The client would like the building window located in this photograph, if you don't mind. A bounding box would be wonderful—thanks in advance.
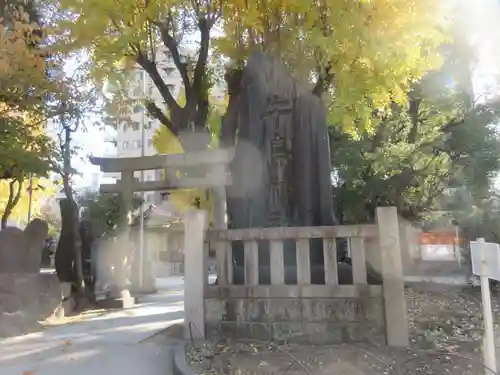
[163,67,175,76]
[132,140,142,149]
[132,86,143,97]
[167,84,175,92]
[148,138,153,147]
[122,141,129,149]
[133,105,142,113]
[131,121,140,131]
[148,85,154,95]
[134,70,143,82]
[145,120,153,129]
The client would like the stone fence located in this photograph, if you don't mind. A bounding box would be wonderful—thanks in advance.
[183,206,409,348]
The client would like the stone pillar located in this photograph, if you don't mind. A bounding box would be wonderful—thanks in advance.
[183,208,208,340]
[118,172,137,302]
[376,206,409,347]
[142,230,157,293]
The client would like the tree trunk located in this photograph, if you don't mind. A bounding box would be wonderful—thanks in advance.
[55,198,76,282]
[1,179,23,229]
[57,125,87,309]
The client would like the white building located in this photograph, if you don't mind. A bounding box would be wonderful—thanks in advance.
[54,172,101,202]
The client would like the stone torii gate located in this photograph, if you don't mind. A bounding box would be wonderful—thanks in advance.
[90,149,232,320]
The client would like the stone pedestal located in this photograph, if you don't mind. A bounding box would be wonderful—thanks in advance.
[96,289,135,309]
[0,273,62,337]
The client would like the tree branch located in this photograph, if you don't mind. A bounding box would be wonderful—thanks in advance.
[1,179,23,229]
[157,23,191,91]
[407,95,422,143]
[135,48,181,116]
[145,101,178,135]
[192,18,210,97]
[11,179,23,209]
[312,63,334,97]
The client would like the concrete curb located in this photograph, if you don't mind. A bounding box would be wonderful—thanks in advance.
[174,342,198,375]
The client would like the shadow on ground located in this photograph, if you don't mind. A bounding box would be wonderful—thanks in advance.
[0,281,185,375]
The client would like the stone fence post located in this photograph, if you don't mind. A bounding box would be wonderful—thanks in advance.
[184,208,208,340]
[376,206,409,347]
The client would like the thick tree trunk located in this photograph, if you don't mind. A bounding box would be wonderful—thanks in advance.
[55,198,76,282]
[56,125,88,309]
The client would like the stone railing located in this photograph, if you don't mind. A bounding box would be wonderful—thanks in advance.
[183,207,409,347]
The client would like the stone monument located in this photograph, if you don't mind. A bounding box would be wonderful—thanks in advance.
[93,232,135,308]
[0,220,61,337]
[221,52,336,284]
[221,52,381,284]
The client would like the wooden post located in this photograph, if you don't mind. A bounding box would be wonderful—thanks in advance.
[184,208,208,340]
[376,206,409,347]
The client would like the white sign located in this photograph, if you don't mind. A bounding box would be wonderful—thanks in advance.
[471,241,500,281]
[470,239,499,375]
[421,244,456,261]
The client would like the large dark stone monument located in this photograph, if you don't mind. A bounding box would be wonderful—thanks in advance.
[0,218,48,273]
[221,52,338,284]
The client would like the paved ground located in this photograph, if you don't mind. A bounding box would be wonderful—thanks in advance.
[0,277,185,375]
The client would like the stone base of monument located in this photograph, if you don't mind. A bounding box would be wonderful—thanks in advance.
[0,273,62,337]
[95,289,135,309]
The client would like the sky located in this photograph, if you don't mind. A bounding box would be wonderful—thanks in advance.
[71,0,500,188]
[465,0,500,98]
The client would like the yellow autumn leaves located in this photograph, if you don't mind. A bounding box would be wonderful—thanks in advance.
[0,8,48,108]
[50,0,450,219]
[56,0,447,132]
[216,0,446,131]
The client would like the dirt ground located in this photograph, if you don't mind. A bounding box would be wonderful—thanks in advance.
[187,284,500,375]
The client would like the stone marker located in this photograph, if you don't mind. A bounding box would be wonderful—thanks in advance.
[23,218,49,273]
[0,227,28,273]
[0,219,47,274]
[221,52,345,284]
